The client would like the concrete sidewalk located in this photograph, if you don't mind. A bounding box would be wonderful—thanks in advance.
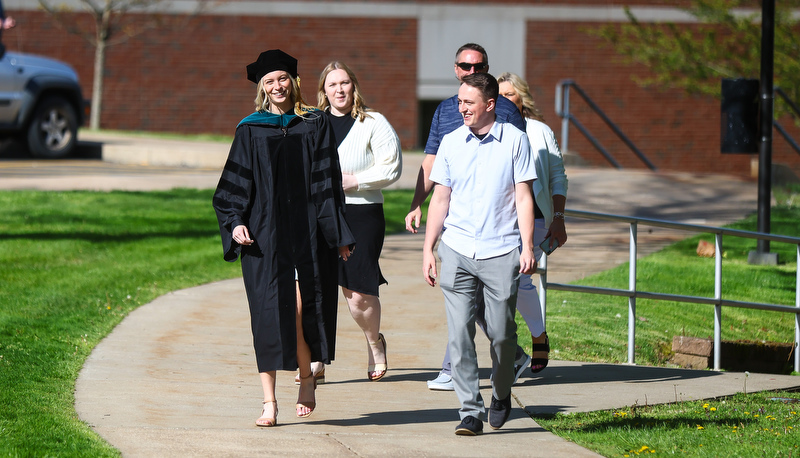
[5,131,799,456]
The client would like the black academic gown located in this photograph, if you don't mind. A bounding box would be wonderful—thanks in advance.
[213,109,355,373]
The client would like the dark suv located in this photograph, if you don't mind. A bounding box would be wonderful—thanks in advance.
[0,51,86,158]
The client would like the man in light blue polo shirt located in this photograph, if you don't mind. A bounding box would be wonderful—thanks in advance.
[406,42,532,392]
[422,73,537,436]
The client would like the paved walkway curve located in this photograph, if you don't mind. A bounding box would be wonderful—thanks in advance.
[70,162,800,457]
[75,233,606,457]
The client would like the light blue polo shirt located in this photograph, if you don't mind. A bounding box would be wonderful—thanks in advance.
[430,121,536,260]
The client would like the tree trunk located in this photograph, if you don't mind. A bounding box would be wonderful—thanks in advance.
[90,37,105,130]
[89,7,111,131]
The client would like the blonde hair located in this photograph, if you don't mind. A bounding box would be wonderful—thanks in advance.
[317,61,372,121]
[254,72,314,116]
[497,72,545,123]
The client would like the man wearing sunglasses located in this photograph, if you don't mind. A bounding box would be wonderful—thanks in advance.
[405,43,531,392]
[406,42,525,234]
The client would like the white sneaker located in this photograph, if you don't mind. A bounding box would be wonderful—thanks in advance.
[427,372,454,391]
[489,352,532,386]
[514,353,532,384]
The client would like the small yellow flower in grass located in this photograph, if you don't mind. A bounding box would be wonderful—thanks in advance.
[702,403,710,409]
[709,407,717,412]
[697,425,705,430]
[639,446,650,452]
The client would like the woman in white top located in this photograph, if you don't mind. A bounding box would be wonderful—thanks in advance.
[497,72,568,373]
[317,61,402,381]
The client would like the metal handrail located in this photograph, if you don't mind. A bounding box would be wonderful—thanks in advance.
[773,122,800,155]
[538,209,800,373]
[775,87,800,119]
[774,87,800,155]
[555,79,657,171]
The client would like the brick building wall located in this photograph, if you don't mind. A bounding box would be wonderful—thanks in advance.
[14,11,416,145]
[217,0,694,5]
[6,2,798,178]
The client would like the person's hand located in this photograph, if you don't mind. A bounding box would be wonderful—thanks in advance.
[341,174,358,192]
[519,247,537,275]
[422,250,438,286]
[546,218,568,249]
[232,225,254,245]
[405,207,422,233]
[339,245,353,261]
[2,17,15,30]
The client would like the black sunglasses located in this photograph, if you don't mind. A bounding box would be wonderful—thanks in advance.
[456,62,488,71]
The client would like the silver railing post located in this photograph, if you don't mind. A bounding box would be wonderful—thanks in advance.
[555,80,571,157]
[795,244,799,373]
[713,234,723,371]
[628,222,637,364]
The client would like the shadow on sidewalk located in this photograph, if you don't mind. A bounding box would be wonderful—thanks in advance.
[519,364,720,388]
[0,138,102,160]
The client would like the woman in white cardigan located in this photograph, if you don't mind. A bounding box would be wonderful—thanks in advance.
[315,61,402,382]
[498,72,568,374]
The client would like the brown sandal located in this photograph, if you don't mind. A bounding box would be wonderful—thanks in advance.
[255,400,277,427]
[296,374,316,418]
[367,333,388,381]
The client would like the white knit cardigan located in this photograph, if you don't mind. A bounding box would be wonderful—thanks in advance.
[337,111,403,205]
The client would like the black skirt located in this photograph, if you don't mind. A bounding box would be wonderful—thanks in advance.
[338,203,387,296]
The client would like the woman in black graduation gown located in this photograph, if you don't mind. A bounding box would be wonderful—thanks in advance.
[213,49,355,426]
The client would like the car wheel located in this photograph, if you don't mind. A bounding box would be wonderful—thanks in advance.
[26,96,78,158]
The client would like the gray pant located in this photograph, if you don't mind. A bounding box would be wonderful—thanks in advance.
[439,218,549,375]
[438,242,520,421]
[439,290,527,376]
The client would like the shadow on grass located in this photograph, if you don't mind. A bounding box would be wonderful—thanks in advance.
[0,228,218,242]
[538,415,757,432]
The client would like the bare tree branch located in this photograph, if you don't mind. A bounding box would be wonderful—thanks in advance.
[37,0,224,129]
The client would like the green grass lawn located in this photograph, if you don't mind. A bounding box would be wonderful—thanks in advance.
[535,391,800,457]
[0,189,242,456]
[0,187,797,457]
